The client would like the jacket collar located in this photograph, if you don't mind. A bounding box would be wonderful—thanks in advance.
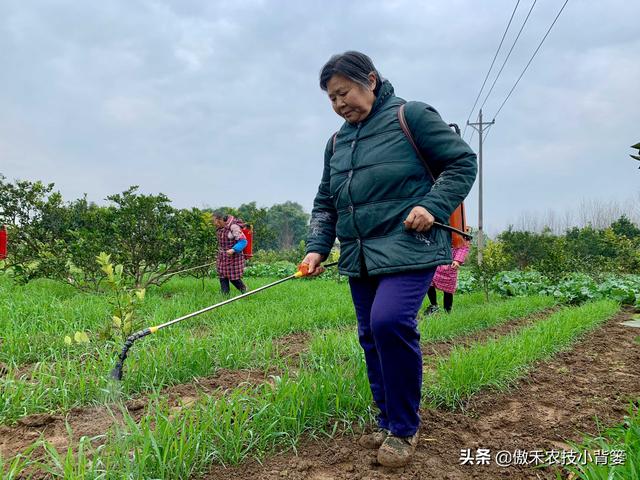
[368,79,395,118]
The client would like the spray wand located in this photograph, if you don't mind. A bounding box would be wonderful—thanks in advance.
[110,261,337,381]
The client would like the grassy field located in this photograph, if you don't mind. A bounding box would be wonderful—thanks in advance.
[0,274,627,479]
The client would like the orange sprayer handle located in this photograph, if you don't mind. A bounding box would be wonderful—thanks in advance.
[295,260,338,278]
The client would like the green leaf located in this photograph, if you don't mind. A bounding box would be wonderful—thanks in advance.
[105,264,114,277]
[96,252,111,267]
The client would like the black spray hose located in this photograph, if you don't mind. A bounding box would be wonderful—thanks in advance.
[111,328,155,381]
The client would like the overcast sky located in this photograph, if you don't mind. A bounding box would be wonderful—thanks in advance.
[1,0,639,235]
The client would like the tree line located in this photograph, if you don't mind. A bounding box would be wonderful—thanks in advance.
[1,174,637,290]
[0,175,309,288]
[471,216,640,281]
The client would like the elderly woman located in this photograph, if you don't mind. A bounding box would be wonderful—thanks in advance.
[301,51,477,467]
[213,212,248,296]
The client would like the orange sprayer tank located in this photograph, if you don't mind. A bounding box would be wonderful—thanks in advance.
[241,224,253,258]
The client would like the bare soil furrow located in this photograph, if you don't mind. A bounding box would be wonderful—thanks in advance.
[0,368,271,460]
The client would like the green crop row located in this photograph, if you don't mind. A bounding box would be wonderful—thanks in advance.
[0,275,349,365]
[420,294,556,341]
[426,300,619,409]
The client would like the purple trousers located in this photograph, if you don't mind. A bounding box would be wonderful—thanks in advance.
[349,268,435,437]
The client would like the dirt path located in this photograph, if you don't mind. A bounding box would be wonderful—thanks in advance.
[204,308,640,480]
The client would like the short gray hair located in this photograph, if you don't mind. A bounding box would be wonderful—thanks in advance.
[319,51,382,93]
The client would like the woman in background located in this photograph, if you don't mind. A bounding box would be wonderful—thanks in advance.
[213,212,247,296]
[425,226,471,315]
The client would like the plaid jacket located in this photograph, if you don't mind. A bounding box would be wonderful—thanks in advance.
[216,216,246,280]
[431,245,469,294]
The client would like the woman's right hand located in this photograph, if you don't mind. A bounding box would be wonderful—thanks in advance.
[299,252,326,276]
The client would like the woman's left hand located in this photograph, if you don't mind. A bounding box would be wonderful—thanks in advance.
[451,261,460,270]
[403,206,435,232]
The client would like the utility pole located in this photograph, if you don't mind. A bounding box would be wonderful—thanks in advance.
[467,109,495,265]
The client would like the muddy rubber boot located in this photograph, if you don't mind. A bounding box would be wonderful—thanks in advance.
[358,428,389,449]
[377,432,419,467]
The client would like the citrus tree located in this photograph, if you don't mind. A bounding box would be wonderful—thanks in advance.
[0,177,217,289]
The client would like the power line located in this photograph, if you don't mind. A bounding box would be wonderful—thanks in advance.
[469,121,495,146]
[476,0,538,115]
[462,0,521,140]
[490,0,571,121]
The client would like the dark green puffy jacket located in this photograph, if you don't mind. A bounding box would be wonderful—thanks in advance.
[306,79,477,277]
